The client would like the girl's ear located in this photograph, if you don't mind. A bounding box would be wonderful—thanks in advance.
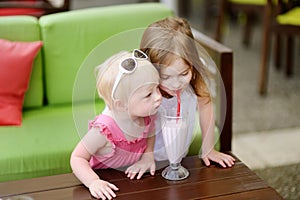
[112,99,127,112]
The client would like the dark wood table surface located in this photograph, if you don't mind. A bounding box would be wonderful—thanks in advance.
[0,155,284,200]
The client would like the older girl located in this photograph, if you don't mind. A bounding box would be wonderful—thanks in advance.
[140,17,235,168]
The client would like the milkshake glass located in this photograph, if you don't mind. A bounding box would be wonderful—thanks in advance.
[161,111,189,180]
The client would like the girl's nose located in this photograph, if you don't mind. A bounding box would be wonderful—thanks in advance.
[154,88,162,102]
[170,78,181,90]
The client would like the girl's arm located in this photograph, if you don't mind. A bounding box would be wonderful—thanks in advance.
[70,128,119,199]
[125,132,156,179]
[197,97,235,168]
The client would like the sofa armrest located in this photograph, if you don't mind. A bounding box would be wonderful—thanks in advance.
[192,28,233,152]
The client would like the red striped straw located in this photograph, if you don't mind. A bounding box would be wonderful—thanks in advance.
[176,90,181,118]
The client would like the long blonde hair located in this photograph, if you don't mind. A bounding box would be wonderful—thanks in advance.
[140,17,211,101]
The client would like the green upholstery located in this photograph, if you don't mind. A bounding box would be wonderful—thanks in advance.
[0,103,105,182]
[277,7,300,25]
[39,3,173,105]
[229,0,266,5]
[229,0,283,5]
[0,16,43,108]
[188,116,221,156]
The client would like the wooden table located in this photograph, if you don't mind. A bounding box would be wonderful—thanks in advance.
[0,155,283,199]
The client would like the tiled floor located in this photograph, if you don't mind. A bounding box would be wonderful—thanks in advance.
[254,163,300,199]
[233,127,300,170]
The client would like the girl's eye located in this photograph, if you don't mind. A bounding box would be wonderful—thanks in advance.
[160,75,169,80]
[181,71,189,76]
[145,92,152,98]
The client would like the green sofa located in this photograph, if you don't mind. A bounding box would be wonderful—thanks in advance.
[0,2,233,183]
[0,3,174,182]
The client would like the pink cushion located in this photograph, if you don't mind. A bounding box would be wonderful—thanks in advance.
[0,39,42,126]
[0,1,44,17]
[0,8,45,17]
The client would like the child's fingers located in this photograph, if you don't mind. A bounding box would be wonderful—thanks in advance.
[95,190,107,200]
[202,157,210,166]
[150,163,156,175]
[217,160,227,168]
[90,190,101,199]
[102,190,113,200]
[108,183,119,191]
[137,168,146,179]
[221,154,235,167]
[90,181,118,200]
[225,157,235,167]
[126,168,138,179]
[129,171,138,179]
[125,167,130,174]
[103,187,117,199]
[125,165,134,174]
[230,155,236,162]
[125,167,135,175]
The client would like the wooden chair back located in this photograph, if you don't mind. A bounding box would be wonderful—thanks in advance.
[192,28,233,152]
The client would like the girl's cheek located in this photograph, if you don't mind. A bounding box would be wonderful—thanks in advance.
[160,80,170,89]
[159,84,170,92]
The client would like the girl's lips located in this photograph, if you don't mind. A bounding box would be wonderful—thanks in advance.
[160,87,181,96]
[159,85,173,95]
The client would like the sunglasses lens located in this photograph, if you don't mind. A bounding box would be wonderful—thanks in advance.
[133,50,147,59]
[121,58,136,71]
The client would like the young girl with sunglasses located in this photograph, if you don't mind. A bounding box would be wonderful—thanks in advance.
[140,17,235,168]
[70,50,162,199]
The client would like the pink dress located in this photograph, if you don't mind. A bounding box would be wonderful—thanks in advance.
[88,114,154,169]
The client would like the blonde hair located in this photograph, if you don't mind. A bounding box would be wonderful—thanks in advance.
[95,51,159,109]
[140,17,211,102]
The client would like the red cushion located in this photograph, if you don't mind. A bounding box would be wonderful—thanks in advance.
[0,8,45,17]
[0,39,42,126]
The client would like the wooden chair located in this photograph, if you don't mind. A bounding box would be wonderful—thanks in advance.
[215,0,266,46]
[192,28,233,152]
[0,0,70,18]
[259,0,300,95]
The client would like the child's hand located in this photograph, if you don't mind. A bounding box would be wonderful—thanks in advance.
[89,179,119,200]
[125,153,156,180]
[201,149,235,168]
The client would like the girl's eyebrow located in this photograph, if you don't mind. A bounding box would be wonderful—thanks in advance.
[179,68,189,74]
[173,67,189,75]
[160,66,189,76]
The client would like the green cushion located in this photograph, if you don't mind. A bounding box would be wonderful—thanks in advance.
[0,16,43,108]
[0,101,105,182]
[229,0,266,5]
[229,0,287,5]
[188,120,221,156]
[277,7,300,26]
[39,3,173,105]
[0,98,218,181]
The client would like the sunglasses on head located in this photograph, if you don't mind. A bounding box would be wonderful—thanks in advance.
[111,49,148,100]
